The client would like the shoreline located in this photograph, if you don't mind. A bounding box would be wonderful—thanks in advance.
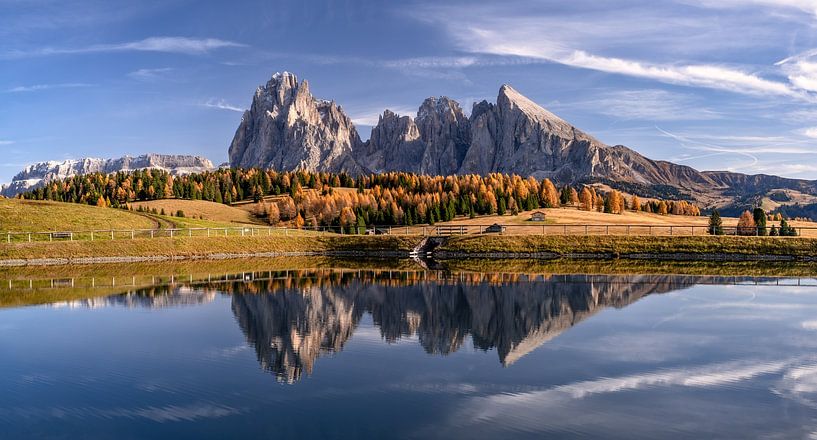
[0,234,815,266]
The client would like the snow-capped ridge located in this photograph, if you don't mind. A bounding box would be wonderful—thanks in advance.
[1,154,214,197]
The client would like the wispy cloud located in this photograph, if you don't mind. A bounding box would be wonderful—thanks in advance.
[474,39,802,99]
[201,98,244,113]
[455,358,794,426]
[0,140,14,145]
[689,0,817,17]
[411,4,812,100]
[3,36,245,59]
[563,89,722,121]
[6,83,92,93]
[127,67,174,81]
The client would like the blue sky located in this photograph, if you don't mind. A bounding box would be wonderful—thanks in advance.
[3,0,817,183]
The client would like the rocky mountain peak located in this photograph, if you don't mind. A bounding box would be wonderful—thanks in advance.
[227,72,817,206]
[498,84,567,125]
[229,72,365,174]
[417,96,464,121]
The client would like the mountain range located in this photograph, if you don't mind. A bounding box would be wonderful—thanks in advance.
[229,72,817,207]
[0,154,214,197]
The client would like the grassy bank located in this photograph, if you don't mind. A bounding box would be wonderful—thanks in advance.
[438,235,817,258]
[0,257,421,307]
[0,235,421,264]
[447,258,817,277]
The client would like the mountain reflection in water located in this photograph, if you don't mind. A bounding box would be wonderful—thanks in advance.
[43,269,741,383]
[229,273,706,383]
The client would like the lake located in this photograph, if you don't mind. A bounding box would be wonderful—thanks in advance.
[2,263,817,439]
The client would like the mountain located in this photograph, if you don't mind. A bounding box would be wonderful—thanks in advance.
[1,154,215,197]
[228,72,817,206]
[228,71,365,175]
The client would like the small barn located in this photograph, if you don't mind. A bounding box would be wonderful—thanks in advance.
[530,211,547,222]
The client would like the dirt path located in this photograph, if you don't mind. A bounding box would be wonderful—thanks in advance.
[134,213,177,229]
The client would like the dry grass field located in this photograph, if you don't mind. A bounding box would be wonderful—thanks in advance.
[433,208,817,237]
[0,199,155,232]
[131,199,262,225]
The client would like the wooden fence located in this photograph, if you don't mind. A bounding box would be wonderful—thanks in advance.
[2,223,816,244]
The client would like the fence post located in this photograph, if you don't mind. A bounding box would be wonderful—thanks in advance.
[131,230,134,240]
[584,225,588,235]
[542,225,545,235]
[606,225,609,235]
[28,233,31,243]
[189,229,192,237]
[91,231,94,241]
[111,230,114,240]
[285,228,288,236]
[70,232,73,241]
[151,230,154,239]
[170,230,174,238]
[670,226,673,236]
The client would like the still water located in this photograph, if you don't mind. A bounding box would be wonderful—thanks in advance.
[2,267,817,439]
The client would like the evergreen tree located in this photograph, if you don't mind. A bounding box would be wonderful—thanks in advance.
[708,210,724,235]
[753,208,767,236]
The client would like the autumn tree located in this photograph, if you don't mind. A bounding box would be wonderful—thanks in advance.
[579,187,593,211]
[541,179,559,208]
[736,210,757,236]
[266,203,280,225]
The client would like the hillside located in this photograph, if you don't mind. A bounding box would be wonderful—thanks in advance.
[131,199,262,225]
[0,199,155,232]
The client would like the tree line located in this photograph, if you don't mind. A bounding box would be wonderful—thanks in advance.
[19,168,701,229]
[708,208,798,236]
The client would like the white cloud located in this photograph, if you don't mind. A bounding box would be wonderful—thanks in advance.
[6,83,92,93]
[565,89,721,121]
[456,359,793,426]
[803,127,817,138]
[412,5,812,100]
[4,36,245,58]
[201,98,244,113]
[0,140,14,145]
[127,67,174,81]
[690,0,817,17]
[478,38,802,98]
[802,320,817,330]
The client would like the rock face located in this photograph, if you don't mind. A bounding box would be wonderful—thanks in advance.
[228,72,365,174]
[228,72,817,203]
[1,154,214,197]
